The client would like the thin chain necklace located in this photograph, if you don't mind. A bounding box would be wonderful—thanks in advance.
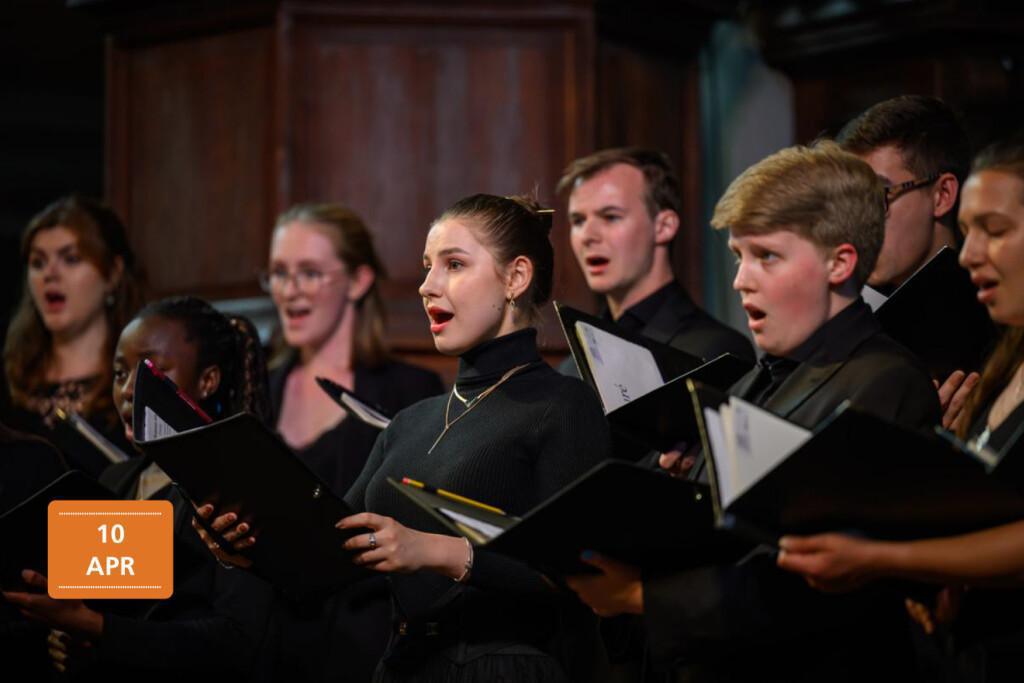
[427,363,531,454]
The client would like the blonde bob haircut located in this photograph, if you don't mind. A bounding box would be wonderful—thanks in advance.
[710,141,885,289]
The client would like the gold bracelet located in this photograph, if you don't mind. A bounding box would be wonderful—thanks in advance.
[454,537,473,583]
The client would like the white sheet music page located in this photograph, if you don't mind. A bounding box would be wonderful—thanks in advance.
[574,321,664,413]
[438,508,504,541]
[340,393,391,430]
[702,406,736,509]
[861,285,889,312]
[725,397,811,507]
[143,406,178,441]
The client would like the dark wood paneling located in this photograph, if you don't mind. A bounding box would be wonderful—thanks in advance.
[108,28,276,299]
[791,52,1024,150]
[753,1,1024,149]
[101,0,710,355]
[285,7,594,351]
[595,42,703,300]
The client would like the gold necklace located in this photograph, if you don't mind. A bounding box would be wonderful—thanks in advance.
[427,363,531,454]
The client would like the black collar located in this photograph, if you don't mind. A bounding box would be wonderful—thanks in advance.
[760,298,879,367]
[456,328,542,389]
[602,282,676,331]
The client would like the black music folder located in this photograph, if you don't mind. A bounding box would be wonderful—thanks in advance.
[390,460,743,576]
[315,377,392,430]
[690,380,1024,546]
[137,413,367,595]
[132,358,211,439]
[555,302,752,453]
[0,471,115,589]
[54,408,131,465]
[864,246,997,379]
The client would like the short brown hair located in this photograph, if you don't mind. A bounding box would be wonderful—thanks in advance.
[556,147,683,220]
[838,95,971,232]
[710,141,885,289]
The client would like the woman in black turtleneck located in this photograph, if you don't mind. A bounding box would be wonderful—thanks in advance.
[334,194,612,682]
[202,193,612,681]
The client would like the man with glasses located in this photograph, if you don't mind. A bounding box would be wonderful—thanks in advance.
[838,95,976,427]
[837,95,970,293]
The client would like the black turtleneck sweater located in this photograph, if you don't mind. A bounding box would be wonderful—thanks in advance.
[344,329,611,657]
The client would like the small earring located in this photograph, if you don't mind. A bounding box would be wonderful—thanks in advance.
[507,295,516,309]
[104,293,115,307]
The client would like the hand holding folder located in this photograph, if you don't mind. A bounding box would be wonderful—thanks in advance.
[137,413,369,596]
[389,461,746,577]
[132,360,370,596]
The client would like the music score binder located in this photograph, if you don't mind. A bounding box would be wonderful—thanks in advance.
[864,246,997,378]
[132,358,211,439]
[137,412,366,595]
[54,408,131,465]
[0,471,115,589]
[315,377,392,430]
[689,380,1024,545]
[554,302,753,453]
[390,460,743,576]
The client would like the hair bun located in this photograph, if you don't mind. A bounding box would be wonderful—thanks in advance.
[504,194,555,234]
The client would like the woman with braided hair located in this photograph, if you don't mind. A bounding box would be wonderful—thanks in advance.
[3,296,276,682]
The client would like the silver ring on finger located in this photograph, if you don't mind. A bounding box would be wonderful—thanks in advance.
[368,531,377,550]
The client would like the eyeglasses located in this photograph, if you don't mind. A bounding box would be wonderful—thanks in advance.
[882,174,940,213]
[258,266,345,295]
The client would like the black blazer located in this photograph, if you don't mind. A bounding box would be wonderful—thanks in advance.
[729,309,939,429]
[643,305,941,682]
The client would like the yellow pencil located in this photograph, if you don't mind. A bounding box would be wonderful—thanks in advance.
[401,477,507,515]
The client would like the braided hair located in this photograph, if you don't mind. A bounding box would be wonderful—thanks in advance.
[134,296,270,424]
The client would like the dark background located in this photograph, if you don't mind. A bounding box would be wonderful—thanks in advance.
[3,0,1024,380]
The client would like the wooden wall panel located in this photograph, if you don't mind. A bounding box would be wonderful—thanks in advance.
[791,52,1024,148]
[284,10,593,353]
[596,42,703,300]
[108,28,275,299]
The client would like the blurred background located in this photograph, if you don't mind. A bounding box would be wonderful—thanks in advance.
[3,0,1024,377]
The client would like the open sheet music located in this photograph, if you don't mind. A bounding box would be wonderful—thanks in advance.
[555,303,752,453]
[390,461,741,576]
[574,320,665,412]
[690,380,1024,544]
[315,377,392,430]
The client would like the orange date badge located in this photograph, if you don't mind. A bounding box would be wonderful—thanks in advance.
[48,500,173,599]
